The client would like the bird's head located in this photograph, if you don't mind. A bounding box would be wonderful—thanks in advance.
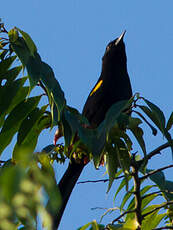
[102,31,126,63]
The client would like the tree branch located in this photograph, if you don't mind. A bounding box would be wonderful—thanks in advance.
[142,190,173,200]
[140,164,173,180]
[152,227,173,230]
[143,201,173,218]
[77,175,125,184]
[146,140,173,160]
[112,209,136,224]
[131,157,142,229]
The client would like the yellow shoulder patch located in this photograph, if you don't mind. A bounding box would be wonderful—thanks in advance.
[90,80,103,96]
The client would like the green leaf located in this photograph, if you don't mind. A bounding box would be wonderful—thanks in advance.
[8,28,19,43]
[105,144,119,193]
[106,224,123,230]
[64,109,106,166]
[142,194,158,210]
[78,222,92,230]
[162,180,173,201]
[11,37,41,88]
[26,52,42,88]
[113,175,132,203]
[142,204,161,216]
[0,65,22,82]
[103,100,130,132]
[116,140,131,174]
[0,50,8,60]
[78,220,101,230]
[0,96,41,155]
[0,166,25,202]
[42,144,56,153]
[11,37,31,67]
[0,55,16,76]
[141,211,166,230]
[141,99,166,134]
[122,218,139,230]
[166,112,173,131]
[38,153,55,177]
[125,185,155,221]
[78,125,106,167]
[128,117,146,156]
[16,27,37,56]
[145,169,166,190]
[40,62,66,121]
[120,186,134,211]
[0,78,28,125]
[13,105,50,161]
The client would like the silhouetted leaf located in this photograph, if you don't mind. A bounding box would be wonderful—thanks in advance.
[13,105,49,160]
[146,169,166,190]
[11,37,30,67]
[0,65,22,82]
[163,180,173,201]
[128,117,146,156]
[166,112,173,131]
[0,78,28,126]
[0,55,16,76]
[40,62,66,120]
[141,99,166,134]
[0,96,41,155]
[103,100,130,132]
[16,27,37,56]
[105,143,119,193]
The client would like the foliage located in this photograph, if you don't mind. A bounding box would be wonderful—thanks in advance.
[0,22,173,230]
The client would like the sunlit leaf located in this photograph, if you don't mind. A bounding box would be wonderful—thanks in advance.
[113,175,132,204]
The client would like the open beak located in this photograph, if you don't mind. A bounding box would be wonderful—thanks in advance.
[115,30,126,45]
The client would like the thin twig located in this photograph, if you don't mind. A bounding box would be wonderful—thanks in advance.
[38,80,49,97]
[146,140,173,160]
[77,175,125,184]
[132,110,157,136]
[153,227,173,230]
[143,201,173,218]
[142,190,173,200]
[100,207,119,223]
[112,209,136,224]
[140,164,173,180]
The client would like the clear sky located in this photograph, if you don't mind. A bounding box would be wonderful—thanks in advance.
[1,1,173,229]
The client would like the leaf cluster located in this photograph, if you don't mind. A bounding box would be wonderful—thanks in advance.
[1,24,173,229]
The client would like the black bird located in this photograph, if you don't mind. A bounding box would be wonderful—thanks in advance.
[55,31,132,229]
[82,31,132,127]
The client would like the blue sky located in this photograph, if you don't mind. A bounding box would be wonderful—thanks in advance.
[1,1,173,229]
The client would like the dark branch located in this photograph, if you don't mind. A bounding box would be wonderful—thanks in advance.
[112,209,136,224]
[152,227,173,230]
[140,164,173,180]
[131,157,142,229]
[143,201,173,218]
[146,140,173,160]
[77,175,125,184]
